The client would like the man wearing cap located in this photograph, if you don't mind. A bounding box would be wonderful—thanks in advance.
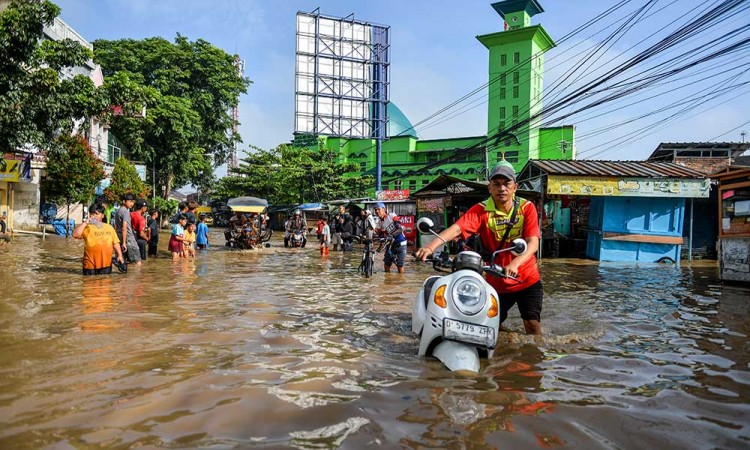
[131,198,150,261]
[415,162,543,335]
[114,193,141,266]
[373,201,407,273]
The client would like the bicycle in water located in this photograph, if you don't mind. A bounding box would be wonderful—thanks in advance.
[359,237,376,277]
[359,236,394,278]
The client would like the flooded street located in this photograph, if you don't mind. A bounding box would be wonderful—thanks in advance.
[1,231,749,449]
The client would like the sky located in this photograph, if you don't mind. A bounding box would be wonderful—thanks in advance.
[54,0,750,178]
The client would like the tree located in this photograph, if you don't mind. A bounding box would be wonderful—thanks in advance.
[40,134,106,236]
[0,0,105,151]
[93,35,250,198]
[151,197,178,227]
[214,144,373,205]
[104,157,150,202]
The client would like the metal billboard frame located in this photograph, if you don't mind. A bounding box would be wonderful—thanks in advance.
[295,10,390,189]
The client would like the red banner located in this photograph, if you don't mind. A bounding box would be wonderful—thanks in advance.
[400,215,416,246]
[377,189,410,201]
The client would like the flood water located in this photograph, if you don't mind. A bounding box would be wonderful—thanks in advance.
[1,230,748,449]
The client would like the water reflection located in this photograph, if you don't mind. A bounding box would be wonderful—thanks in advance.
[0,234,748,449]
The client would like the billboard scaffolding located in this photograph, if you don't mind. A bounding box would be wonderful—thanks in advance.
[295,10,390,188]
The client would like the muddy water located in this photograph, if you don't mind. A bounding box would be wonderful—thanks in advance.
[0,231,748,449]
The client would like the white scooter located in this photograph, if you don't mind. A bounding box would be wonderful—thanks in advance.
[412,217,527,373]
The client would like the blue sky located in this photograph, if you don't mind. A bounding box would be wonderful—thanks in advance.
[55,0,750,177]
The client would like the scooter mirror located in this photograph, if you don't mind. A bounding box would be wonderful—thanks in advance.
[416,217,435,234]
[510,238,527,256]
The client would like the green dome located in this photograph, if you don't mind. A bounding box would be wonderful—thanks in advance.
[387,102,418,138]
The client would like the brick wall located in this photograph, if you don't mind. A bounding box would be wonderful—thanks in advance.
[674,157,730,175]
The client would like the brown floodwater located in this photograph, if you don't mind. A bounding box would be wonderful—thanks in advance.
[0,230,748,449]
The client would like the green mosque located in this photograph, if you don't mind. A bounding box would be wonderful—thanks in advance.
[295,0,575,192]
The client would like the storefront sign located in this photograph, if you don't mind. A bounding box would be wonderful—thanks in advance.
[417,197,444,213]
[0,155,24,182]
[377,189,410,201]
[548,176,710,198]
[400,215,416,245]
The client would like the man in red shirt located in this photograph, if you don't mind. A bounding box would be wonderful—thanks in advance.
[416,162,543,334]
[130,198,150,261]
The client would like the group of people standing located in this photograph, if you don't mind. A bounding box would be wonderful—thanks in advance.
[71,160,544,334]
[73,195,209,273]
[315,202,408,273]
[168,203,210,260]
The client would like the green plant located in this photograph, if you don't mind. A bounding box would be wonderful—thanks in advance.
[40,134,106,236]
[104,157,150,202]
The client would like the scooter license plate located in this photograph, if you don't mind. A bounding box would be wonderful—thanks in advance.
[443,318,495,348]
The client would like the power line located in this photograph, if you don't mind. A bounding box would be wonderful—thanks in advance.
[383,0,750,183]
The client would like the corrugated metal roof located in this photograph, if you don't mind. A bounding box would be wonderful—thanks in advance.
[527,160,708,179]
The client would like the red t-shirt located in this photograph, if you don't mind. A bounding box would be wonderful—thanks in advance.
[456,196,540,294]
[130,212,146,240]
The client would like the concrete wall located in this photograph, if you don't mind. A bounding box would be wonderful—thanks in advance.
[12,172,41,230]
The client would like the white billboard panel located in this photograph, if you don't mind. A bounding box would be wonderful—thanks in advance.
[295,11,389,139]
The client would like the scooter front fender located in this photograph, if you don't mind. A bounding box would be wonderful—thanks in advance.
[433,340,480,373]
[412,288,427,334]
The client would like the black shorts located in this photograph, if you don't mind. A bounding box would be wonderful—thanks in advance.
[500,280,543,322]
[82,266,113,276]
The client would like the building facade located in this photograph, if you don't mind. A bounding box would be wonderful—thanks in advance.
[0,12,119,231]
[294,0,574,194]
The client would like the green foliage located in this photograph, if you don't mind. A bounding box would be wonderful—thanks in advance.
[93,35,250,197]
[0,0,103,151]
[41,134,105,206]
[152,197,178,218]
[104,157,150,202]
[214,144,373,205]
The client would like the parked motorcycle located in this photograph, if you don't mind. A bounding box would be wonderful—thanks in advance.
[412,217,527,373]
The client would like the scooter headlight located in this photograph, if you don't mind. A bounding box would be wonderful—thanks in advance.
[452,277,484,315]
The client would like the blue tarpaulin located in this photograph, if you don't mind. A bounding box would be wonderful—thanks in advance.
[52,219,75,236]
[297,203,327,211]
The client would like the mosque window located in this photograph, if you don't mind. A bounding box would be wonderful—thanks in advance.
[505,151,519,163]
[500,88,506,100]
[360,162,366,171]
[409,179,416,191]
[500,73,506,85]
[499,106,506,118]
[422,179,429,187]
[513,86,519,98]
[513,71,519,84]
[394,180,402,190]
[512,105,519,117]
[500,54,507,66]
[428,154,438,163]
[513,52,520,64]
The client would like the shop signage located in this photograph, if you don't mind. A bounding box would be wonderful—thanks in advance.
[377,189,410,201]
[400,215,416,245]
[417,197,444,213]
[0,154,25,182]
[547,176,710,198]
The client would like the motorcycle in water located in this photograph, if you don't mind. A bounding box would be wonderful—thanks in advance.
[225,220,272,250]
[287,229,306,248]
[412,217,527,373]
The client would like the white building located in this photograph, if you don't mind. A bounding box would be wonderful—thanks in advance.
[1,12,112,231]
